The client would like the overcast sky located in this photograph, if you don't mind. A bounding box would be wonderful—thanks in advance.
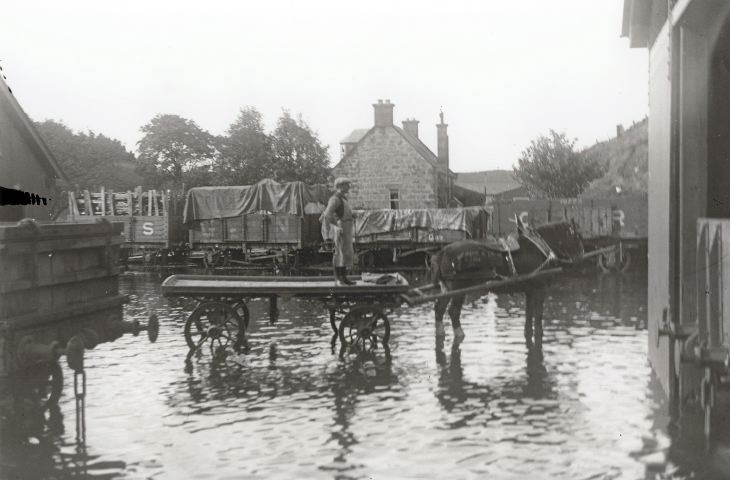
[1,0,647,173]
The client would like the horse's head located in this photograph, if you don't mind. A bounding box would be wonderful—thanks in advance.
[534,220,584,263]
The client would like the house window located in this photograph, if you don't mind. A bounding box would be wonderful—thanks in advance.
[390,190,399,209]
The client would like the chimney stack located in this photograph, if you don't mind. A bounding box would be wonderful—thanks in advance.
[436,110,449,171]
[373,99,395,127]
[616,124,625,137]
[402,118,419,138]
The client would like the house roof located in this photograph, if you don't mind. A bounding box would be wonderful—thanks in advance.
[452,183,485,206]
[454,170,521,196]
[335,124,443,171]
[394,125,440,168]
[0,72,67,182]
[340,129,369,144]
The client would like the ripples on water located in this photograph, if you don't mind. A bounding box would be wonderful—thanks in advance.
[4,269,730,479]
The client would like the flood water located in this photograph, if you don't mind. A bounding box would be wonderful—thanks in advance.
[4,269,730,479]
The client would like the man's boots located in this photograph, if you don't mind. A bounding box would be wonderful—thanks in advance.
[335,266,355,286]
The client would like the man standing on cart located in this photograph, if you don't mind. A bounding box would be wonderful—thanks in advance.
[322,177,355,286]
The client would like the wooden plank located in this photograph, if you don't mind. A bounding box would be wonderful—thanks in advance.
[68,191,77,219]
[161,273,409,297]
[83,190,93,215]
[135,186,143,216]
[126,191,133,216]
[3,294,128,328]
[100,187,106,215]
[0,235,123,255]
[147,189,152,216]
[0,266,117,294]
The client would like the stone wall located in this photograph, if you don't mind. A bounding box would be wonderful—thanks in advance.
[333,127,439,209]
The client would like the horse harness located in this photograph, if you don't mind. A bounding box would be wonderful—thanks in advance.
[518,229,558,275]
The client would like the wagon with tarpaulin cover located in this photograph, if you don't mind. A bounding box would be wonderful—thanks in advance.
[183,179,331,267]
[345,206,491,267]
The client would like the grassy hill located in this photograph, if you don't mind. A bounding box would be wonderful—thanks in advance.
[581,118,648,197]
[453,169,520,195]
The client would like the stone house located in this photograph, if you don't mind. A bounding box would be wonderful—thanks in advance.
[333,100,482,210]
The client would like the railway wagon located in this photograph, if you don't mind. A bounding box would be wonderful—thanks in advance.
[66,187,186,264]
[0,219,157,405]
[489,193,647,239]
[488,193,648,270]
[342,206,491,267]
[184,179,331,267]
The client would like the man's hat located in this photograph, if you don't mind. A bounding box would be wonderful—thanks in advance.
[334,177,352,187]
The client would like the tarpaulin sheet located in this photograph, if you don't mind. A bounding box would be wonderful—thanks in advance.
[353,207,489,238]
[183,179,331,224]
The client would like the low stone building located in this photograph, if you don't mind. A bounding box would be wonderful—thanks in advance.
[333,100,482,209]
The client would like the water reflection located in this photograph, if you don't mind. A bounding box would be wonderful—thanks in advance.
[5,268,730,479]
[0,386,127,479]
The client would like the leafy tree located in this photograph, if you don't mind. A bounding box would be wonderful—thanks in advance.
[513,130,605,198]
[136,114,217,190]
[270,111,330,184]
[35,119,142,190]
[216,107,273,185]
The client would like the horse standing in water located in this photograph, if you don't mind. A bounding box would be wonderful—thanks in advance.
[430,218,584,349]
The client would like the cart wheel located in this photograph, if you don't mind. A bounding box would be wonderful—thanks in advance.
[184,301,246,354]
[338,306,390,351]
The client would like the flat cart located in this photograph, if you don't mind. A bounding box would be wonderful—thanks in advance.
[161,274,411,356]
[160,268,562,358]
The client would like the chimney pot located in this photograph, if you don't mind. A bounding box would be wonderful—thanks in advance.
[402,118,419,138]
[436,111,449,171]
[373,99,395,127]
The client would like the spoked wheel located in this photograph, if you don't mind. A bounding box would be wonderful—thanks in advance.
[184,301,246,356]
[338,306,390,352]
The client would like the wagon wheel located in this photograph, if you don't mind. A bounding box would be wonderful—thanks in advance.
[184,301,246,356]
[338,306,390,352]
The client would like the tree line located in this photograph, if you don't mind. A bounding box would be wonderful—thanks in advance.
[35,107,331,192]
[36,108,612,199]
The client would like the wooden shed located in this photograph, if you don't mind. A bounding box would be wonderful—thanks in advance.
[0,74,66,222]
[624,0,730,434]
